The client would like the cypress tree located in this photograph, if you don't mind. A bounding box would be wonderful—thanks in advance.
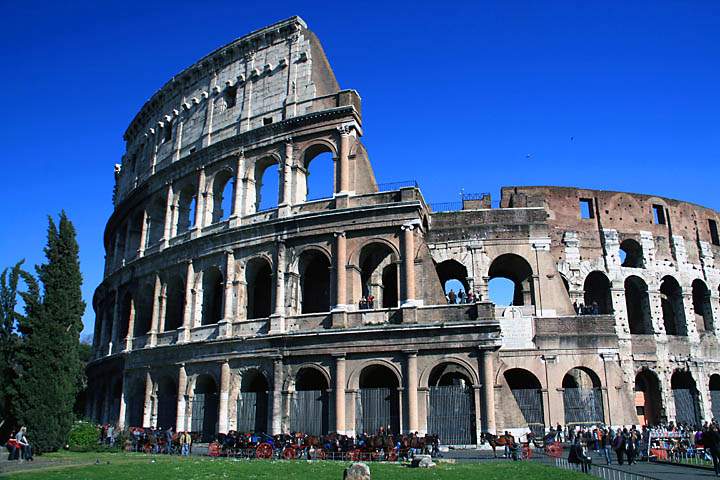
[15,212,85,451]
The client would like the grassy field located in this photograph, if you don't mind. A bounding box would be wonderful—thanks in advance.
[2,452,589,480]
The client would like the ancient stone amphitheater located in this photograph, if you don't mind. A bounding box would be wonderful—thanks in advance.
[87,17,720,445]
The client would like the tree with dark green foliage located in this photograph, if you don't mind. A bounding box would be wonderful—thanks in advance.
[14,211,85,452]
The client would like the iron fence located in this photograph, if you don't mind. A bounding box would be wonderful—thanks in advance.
[429,201,463,212]
[673,389,701,425]
[563,388,605,426]
[532,451,661,480]
[376,180,418,191]
[427,385,475,445]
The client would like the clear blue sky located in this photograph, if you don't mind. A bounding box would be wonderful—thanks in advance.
[1,1,719,336]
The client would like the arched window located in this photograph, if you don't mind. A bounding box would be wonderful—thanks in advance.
[201,267,224,325]
[660,276,687,336]
[256,161,279,212]
[359,243,399,309]
[146,196,166,247]
[134,283,153,337]
[299,250,331,314]
[562,367,604,426]
[671,371,701,425]
[238,370,269,433]
[692,279,714,332]
[246,257,272,319]
[488,254,535,306]
[427,363,476,444]
[211,170,234,223]
[635,369,662,426]
[164,276,185,331]
[299,145,334,202]
[176,185,197,235]
[620,239,644,268]
[435,260,469,304]
[192,375,219,442]
[503,369,545,437]
[289,367,329,435]
[625,276,653,334]
[357,365,400,434]
[583,271,613,314]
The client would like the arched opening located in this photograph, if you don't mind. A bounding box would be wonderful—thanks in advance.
[126,378,145,427]
[127,211,144,259]
[503,369,545,437]
[709,374,720,421]
[619,239,644,268]
[119,292,133,341]
[256,161,279,212]
[660,276,687,336]
[201,267,223,326]
[156,376,177,430]
[176,185,197,235]
[583,271,613,314]
[109,379,122,425]
[192,375,219,442]
[133,283,153,337]
[356,364,400,435]
[211,170,234,223]
[562,367,605,427]
[164,276,185,331]
[300,250,331,314]
[303,146,334,201]
[237,369,269,433]
[359,243,399,309]
[635,369,663,426]
[115,222,127,264]
[246,258,272,319]
[435,260,469,304]
[427,363,476,445]
[146,196,166,247]
[671,371,701,426]
[488,254,535,306]
[625,276,653,334]
[692,279,714,332]
[289,367,329,435]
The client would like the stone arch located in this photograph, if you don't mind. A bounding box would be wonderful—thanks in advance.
[620,238,644,268]
[635,368,663,426]
[145,194,166,247]
[126,210,145,258]
[502,368,545,437]
[209,167,235,223]
[288,364,331,435]
[671,370,701,425]
[133,281,154,337]
[155,375,177,430]
[251,155,280,213]
[299,248,331,314]
[562,366,605,426]
[246,256,273,319]
[625,275,653,334]
[487,253,535,306]
[301,142,336,201]
[356,241,400,309]
[175,183,197,235]
[436,259,470,302]
[347,359,403,391]
[201,266,223,326]
[419,357,479,388]
[692,279,714,332]
[118,290,134,341]
[164,274,185,331]
[284,363,332,392]
[660,275,687,336]
[236,368,270,433]
[356,363,401,435]
[583,271,613,314]
[426,361,477,444]
[191,373,219,441]
[125,375,145,427]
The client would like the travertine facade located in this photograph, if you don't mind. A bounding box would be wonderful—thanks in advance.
[87,17,720,444]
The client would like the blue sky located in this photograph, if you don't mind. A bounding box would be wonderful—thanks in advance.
[1,1,718,336]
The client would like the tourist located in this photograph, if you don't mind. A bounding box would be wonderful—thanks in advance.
[555,423,563,442]
[626,428,638,465]
[448,290,456,304]
[613,427,626,465]
[165,427,174,454]
[466,290,475,303]
[16,427,32,462]
[179,431,192,456]
[106,424,115,447]
[568,437,591,473]
[600,427,612,464]
[703,423,720,476]
[367,294,375,309]
[457,290,465,304]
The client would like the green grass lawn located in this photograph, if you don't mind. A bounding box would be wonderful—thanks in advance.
[2,452,588,480]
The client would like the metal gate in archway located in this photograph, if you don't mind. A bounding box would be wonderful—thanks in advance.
[156,394,177,430]
[191,393,219,442]
[356,387,400,435]
[563,388,604,426]
[674,389,701,425]
[237,391,269,433]
[711,391,720,421]
[510,388,545,437]
[290,390,327,435]
[427,385,475,445]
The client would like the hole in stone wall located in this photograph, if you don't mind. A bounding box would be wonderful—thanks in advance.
[652,204,666,225]
[579,198,594,219]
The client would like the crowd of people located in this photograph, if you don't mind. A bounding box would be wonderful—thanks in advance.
[446,289,476,304]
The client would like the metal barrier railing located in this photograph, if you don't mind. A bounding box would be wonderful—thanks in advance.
[531,451,661,480]
[376,180,418,191]
[649,447,713,468]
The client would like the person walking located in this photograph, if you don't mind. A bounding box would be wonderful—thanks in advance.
[612,427,626,465]
[179,431,192,457]
[626,428,638,465]
[703,423,720,476]
[600,427,612,464]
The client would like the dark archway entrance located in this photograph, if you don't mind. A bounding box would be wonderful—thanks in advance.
[192,375,219,442]
[289,367,329,435]
[660,276,687,336]
[562,367,605,427]
[247,258,272,319]
[503,369,545,437]
[237,370,269,433]
[634,369,662,426]
[359,243,399,309]
[356,365,400,435]
[156,376,177,430]
[671,371,701,426]
[583,271,613,314]
[300,251,331,313]
[692,279,714,332]
[625,276,653,334]
[202,267,223,325]
[710,375,720,421]
[427,363,476,445]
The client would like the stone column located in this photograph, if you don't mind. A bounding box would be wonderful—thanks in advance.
[193,168,206,231]
[117,373,128,430]
[162,183,173,248]
[230,153,245,222]
[179,261,194,343]
[176,365,187,432]
[124,297,135,351]
[142,371,153,428]
[279,140,293,216]
[218,361,230,434]
[337,126,351,194]
[220,250,235,338]
[97,309,109,357]
[401,225,416,306]
[334,354,346,434]
[406,351,419,433]
[109,290,119,355]
[271,357,284,435]
[158,282,167,334]
[334,232,347,310]
[479,349,496,434]
[270,241,286,334]
[148,274,162,347]
[138,210,149,257]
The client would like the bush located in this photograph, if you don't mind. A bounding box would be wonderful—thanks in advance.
[67,421,100,452]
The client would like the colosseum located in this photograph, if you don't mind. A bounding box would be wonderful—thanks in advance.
[87,16,720,445]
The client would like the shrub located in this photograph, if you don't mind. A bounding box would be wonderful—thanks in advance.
[67,421,100,452]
